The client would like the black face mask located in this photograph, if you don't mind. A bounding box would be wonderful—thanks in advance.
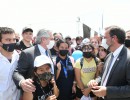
[83,52,92,58]
[2,43,16,52]
[37,72,54,82]
[59,50,68,56]
[125,39,130,47]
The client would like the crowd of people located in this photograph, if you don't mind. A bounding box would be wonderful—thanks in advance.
[0,25,130,100]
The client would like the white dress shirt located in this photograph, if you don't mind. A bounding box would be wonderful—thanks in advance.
[102,45,124,86]
[0,50,20,100]
[38,44,54,74]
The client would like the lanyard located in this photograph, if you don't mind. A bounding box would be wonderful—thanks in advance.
[36,79,53,99]
[63,67,68,78]
[60,57,69,78]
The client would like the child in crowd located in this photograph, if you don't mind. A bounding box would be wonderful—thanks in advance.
[23,55,59,100]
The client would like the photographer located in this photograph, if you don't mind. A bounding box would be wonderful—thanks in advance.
[23,55,59,100]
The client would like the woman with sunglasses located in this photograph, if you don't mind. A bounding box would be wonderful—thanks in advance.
[74,43,100,100]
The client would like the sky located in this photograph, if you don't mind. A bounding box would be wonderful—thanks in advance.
[0,0,130,38]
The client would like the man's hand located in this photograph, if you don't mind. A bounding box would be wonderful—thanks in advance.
[20,79,36,92]
[91,86,107,97]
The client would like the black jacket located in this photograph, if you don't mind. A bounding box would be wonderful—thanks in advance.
[101,46,130,100]
[13,45,41,88]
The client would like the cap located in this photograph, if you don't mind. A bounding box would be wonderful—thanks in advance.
[34,55,51,67]
[81,38,90,45]
[65,36,71,40]
[99,39,109,50]
[22,27,33,33]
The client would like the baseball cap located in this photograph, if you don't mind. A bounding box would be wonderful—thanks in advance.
[81,38,90,45]
[34,55,51,67]
[22,27,33,34]
[65,36,71,40]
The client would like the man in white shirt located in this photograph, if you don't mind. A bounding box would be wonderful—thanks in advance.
[88,26,130,100]
[0,27,20,100]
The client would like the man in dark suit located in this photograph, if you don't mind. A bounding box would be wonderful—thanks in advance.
[88,26,130,100]
[13,29,55,92]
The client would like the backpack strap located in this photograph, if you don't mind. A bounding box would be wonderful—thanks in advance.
[80,57,99,69]
[94,57,98,65]
[80,57,84,69]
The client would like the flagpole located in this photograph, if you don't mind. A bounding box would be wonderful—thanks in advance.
[77,17,80,35]
[102,12,103,29]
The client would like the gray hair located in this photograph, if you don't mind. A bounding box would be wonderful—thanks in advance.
[35,29,50,44]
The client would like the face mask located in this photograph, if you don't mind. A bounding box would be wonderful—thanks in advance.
[125,39,130,47]
[2,43,16,52]
[47,40,55,49]
[83,52,92,58]
[37,72,54,82]
[59,50,68,56]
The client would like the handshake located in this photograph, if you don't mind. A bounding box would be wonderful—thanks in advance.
[87,77,107,97]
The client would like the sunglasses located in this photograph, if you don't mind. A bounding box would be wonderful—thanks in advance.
[82,48,92,52]
[54,37,59,41]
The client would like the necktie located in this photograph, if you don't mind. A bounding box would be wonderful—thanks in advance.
[101,53,114,85]
[45,50,48,56]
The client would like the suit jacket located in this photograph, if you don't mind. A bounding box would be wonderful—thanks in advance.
[13,45,41,88]
[101,46,130,100]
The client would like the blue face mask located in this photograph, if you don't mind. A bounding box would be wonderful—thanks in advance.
[2,43,16,52]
